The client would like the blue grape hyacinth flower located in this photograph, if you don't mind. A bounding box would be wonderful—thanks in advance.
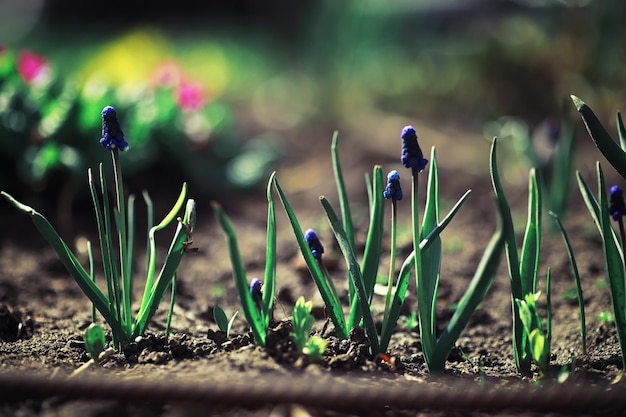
[401,125,428,172]
[305,229,324,261]
[250,278,263,303]
[383,170,403,201]
[609,185,626,221]
[100,106,129,151]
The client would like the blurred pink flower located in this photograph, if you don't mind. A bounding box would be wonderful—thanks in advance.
[177,81,208,111]
[17,49,49,85]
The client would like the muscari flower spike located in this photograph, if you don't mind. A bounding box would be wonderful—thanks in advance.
[401,125,428,172]
[609,185,626,221]
[305,229,324,261]
[100,106,129,151]
[250,278,263,303]
[383,170,403,201]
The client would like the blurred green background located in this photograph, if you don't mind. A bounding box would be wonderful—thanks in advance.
[1,0,625,220]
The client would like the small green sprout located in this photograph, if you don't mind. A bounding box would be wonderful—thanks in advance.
[599,310,615,324]
[515,284,552,377]
[291,296,327,361]
[84,323,106,364]
[213,305,239,339]
[1,106,195,348]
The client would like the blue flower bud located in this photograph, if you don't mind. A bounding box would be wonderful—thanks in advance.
[250,278,263,303]
[401,125,428,172]
[383,170,403,201]
[100,106,129,152]
[305,228,324,261]
[609,185,626,221]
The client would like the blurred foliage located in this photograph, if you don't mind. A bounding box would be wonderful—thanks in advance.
[2,0,626,212]
[0,33,281,211]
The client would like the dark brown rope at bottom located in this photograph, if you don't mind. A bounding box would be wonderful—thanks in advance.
[0,371,624,414]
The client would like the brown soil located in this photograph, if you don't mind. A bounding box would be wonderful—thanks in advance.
[1,115,626,416]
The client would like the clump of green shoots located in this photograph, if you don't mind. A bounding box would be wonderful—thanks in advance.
[291,296,327,361]
[491,136,585,376]
[400,128,507,374]
[570,95,626,370]
[274,127,505,373]
[212,173,277,347]
[1,106,196,349]
[213,306,239,339]
[515,272,552,376]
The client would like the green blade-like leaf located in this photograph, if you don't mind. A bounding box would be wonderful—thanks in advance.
[519,168,542,295]
[87,167,119,332]
[550,211,586,355]
[348,165,384,329]
[1,191,123,338]
[430,214,505,372]
[273,175,348,338]
[331,130,356,253]
[139,182,188,314]
[597,163,626,370]
[490,137,529,373]
[577,171,624,259]
[320,196,379,356]
[618,112,626,152]
[214,305,229,333]
[421,146,442,340]
[571,95,626,181]
[211,202,265,346]
[379,188,472,354]
[84,323,106,362]
[262,173,277,329]
[132,198,194,339]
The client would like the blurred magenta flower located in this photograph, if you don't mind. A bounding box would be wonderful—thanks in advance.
[17,49,50,85]
[177,81,208,111]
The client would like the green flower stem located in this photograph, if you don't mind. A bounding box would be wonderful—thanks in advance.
[319,261,341,308]
[382,199,398,327]
[87,240,96,323]
[379,188,471,355]
[412,166,432,365]
[111,149,131,332]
